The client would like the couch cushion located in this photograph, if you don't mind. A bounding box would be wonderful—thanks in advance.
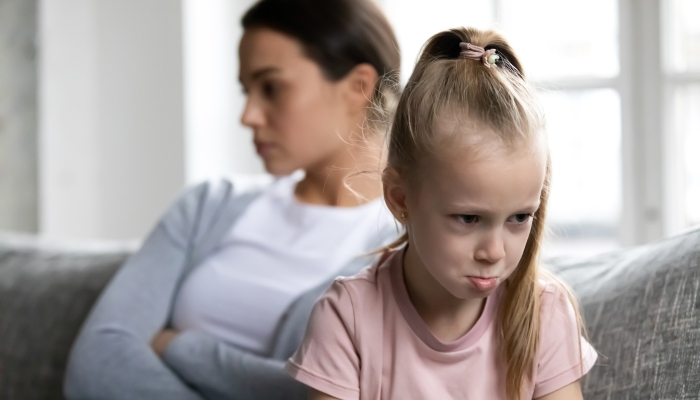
[547,227,700,400]
[0,233,132,400]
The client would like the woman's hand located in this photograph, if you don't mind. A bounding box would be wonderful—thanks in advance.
[151,329,179,358]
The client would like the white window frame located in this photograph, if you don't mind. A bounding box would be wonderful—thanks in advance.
[491,0,700,247]
[381,0,698,248]
[660,0,700,236]
[620,0,700,245]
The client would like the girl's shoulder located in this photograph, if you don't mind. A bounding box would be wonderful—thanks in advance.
[286,253,398,400]
[329,249,396,298]
[316,249,398,325]
[538,278,567,300]
[537,277,580,328]
[532,276,597,397]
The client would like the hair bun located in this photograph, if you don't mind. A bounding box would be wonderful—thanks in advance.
[418,28,524,76]
[421,30,464,60]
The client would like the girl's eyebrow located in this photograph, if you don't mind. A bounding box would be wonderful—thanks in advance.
[451,201,540,214]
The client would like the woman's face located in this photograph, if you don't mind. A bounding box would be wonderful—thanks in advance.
[239,28,357,175]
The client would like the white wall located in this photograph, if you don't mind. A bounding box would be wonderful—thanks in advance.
[0,0,39,233]
[183,0,263,184]
[39,0,186,240]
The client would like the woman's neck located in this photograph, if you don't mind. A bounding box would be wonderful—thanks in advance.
[402,245,486,343]
[294,131,384,207]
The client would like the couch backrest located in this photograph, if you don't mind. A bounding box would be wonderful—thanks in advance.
[0,235,131,400]
[548,227,700,400]
[1,227,699,400]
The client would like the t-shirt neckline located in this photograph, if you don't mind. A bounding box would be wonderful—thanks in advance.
[389,248,500,352]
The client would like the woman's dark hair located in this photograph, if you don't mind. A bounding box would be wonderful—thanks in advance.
[242,0,401,129]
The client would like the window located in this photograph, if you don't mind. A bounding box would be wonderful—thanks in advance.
[538,89,621,257]
[382,0,494,84]
[498,0,620,257]
[666,0,700,230]
[380,0,700,257]
[673,85,700,227]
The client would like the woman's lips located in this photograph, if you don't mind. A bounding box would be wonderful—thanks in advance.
[467,276,498,291]
[254,141,275,156]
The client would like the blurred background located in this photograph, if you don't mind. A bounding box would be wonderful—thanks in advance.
[0,0,698,258]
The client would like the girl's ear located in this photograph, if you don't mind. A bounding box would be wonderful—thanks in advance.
[341,63,379,113]
[382,167,408,221]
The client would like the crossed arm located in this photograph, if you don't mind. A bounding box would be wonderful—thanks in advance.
[64,181,307,400]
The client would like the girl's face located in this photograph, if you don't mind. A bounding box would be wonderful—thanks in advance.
[388,122,547,301]
[238,28,358,175]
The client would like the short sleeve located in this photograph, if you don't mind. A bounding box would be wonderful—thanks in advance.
[285,280,361,400]
[533,284,598,398]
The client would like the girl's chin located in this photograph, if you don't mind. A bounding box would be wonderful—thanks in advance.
[447,286,494,301]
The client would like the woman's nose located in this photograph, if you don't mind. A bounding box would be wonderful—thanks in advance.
[474,230,506,264]
[240,98,265,128]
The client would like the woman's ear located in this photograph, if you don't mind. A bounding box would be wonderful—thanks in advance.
[382,167,408,222]
[342,63,379,113]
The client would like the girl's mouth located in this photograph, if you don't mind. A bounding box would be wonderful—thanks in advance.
[467,276,498,291]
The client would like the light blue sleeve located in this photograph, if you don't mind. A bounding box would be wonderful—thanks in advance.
[163,331,308,400]
[64,183,210,400]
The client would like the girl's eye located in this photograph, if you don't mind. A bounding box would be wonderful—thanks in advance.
[509,213,533,224]
[456,215,479,224]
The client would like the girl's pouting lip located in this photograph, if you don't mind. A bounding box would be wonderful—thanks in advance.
[466,276,498,291]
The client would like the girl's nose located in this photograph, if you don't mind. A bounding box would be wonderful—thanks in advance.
[474,231,506,264]
[240,98,265,128]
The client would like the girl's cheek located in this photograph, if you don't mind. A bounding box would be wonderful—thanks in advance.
[513,248,527,270]
[505,235,527,270]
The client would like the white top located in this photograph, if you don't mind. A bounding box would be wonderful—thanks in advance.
[171,174,396,356]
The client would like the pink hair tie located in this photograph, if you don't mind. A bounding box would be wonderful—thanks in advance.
[459,42,499,68]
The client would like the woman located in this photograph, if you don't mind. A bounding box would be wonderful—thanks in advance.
[63,1,401,399]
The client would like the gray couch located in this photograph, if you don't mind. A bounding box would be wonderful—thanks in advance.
[0,228,698,400]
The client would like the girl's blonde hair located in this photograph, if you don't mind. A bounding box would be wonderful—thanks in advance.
[384,27,586,400]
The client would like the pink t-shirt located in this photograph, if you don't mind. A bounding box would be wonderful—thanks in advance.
[285,249,597,400]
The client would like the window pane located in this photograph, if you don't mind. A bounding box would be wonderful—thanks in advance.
[499,0,618,80]
[674,85,700,227]
[380,0,494,82]
[666,0,700,73]
[540,89,622,257]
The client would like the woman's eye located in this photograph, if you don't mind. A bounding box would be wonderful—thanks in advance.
[457,215,479,224]
[510,213,533,224]
[262,81,280,99]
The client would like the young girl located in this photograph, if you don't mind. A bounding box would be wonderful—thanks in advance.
[285,27,597,400]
